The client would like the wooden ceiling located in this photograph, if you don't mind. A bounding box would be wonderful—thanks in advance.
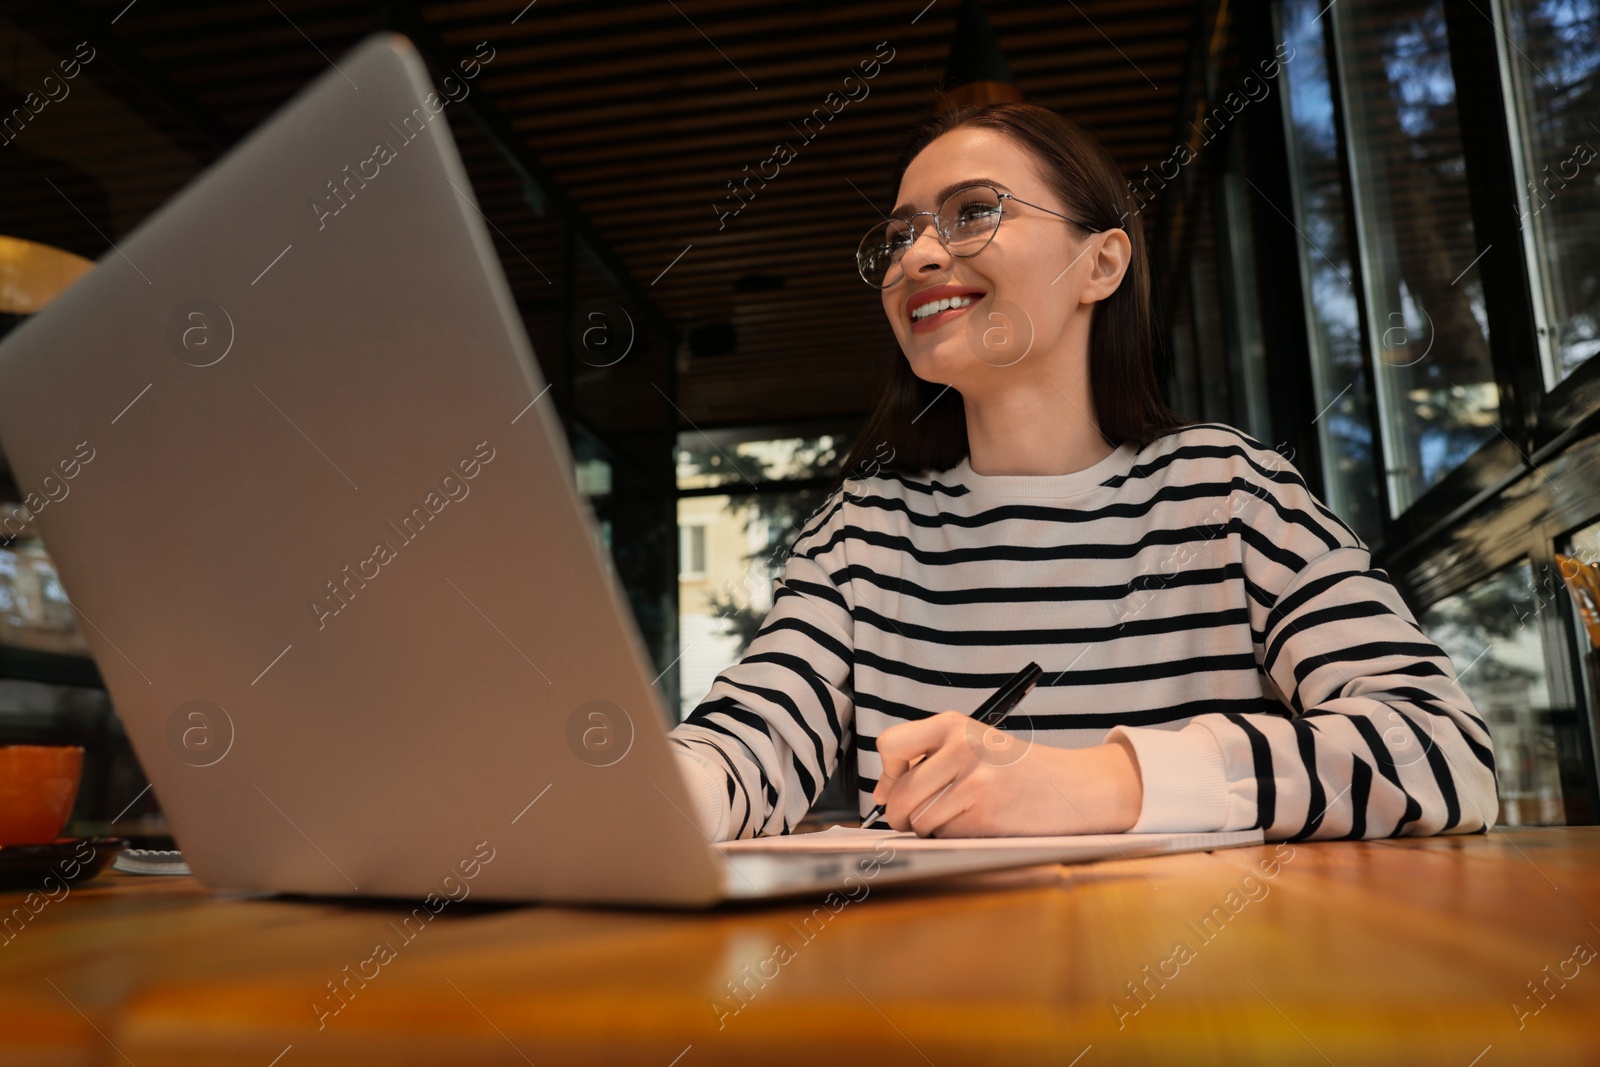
[2,0,1203,431]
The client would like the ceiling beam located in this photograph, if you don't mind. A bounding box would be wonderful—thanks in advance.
[374,0,679,356]
[27,0,243,152]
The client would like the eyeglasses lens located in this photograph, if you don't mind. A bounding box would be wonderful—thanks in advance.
[856,185,1003,288]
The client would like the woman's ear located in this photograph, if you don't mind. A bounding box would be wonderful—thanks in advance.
[1079,229,1132,305]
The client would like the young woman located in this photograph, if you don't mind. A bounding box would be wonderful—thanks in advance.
[669,102,1498,843]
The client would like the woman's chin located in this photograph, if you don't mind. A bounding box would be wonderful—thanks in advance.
[902,338,972,381]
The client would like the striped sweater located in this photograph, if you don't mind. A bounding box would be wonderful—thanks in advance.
[668,423,1499,843]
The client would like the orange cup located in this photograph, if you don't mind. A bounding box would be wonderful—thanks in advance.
[0,745,84,846]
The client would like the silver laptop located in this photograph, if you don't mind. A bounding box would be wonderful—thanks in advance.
[0,33,1256,907]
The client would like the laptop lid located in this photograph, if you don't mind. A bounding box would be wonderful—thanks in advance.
[0,33,722,907]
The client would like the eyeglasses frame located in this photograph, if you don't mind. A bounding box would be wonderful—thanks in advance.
[858,183,1107,289]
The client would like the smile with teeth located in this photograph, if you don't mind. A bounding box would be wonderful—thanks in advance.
[911,293,981,321]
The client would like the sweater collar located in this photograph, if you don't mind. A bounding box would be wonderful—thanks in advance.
[943,442,1138,497]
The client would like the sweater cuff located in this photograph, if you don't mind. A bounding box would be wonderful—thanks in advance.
[1105,723,1230,833]
[672,745,730,842]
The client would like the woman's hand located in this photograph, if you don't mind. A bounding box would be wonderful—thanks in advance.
[871,711,1144,837]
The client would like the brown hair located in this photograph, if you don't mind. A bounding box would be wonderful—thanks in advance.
[834,102,1187,490]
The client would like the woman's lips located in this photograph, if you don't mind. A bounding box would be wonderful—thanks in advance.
[909,294,984,335]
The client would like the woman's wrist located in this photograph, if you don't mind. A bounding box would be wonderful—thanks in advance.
[1045,740,1143,834]
[1100,738,1144,832]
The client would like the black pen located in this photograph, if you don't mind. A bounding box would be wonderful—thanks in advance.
[862,660,1044,826]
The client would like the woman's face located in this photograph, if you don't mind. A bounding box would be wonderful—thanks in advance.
[880,126,1113,392]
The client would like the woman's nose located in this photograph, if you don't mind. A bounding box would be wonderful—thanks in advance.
[898,222,950,277]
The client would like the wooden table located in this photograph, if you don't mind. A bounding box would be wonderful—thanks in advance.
[2,828,1597,1065]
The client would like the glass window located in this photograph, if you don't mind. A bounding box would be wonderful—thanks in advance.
[675,429,848,721]
[1279,0,1382,545]
[1419,561,1569,825]
[1497,0,1600,386]
[1331,0,1500,514]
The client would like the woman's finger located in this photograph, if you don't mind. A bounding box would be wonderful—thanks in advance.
[882,740,966,832]
[908,776,979,838]
[873,713,959,802]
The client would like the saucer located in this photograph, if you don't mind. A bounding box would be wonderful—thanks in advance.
[0,836,125,891]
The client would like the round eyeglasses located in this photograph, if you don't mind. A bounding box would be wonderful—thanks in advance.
[856,183,1104,289]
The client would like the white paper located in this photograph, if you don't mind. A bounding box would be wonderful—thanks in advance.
[716,824,1264,855]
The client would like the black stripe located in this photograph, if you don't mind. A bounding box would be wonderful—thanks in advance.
[844,477,1343,552]
[1263,567,1382,637]
[680,725,764,840]
[803,521,1235,567]
[1458,720,1500,777]
[1239,524,1312,574]
[1105,440,1287,491]
[1262,601,1396,675]
[1026,422,1357,551]
[791,489,846,549]
[728,774,749,839]
[1393,706,1461,832]
[738,651,844,745]
[850,603,1251,648]
[834,560,1247,607]
[1348,716,1422,836]
[854,647,1260,691]
[1288,719,1327,841]
[1286,642,1450,709]
[1321,639,1450,664]
[754,616,852,668]
[1242,572,1279,616]
[1382,686,1487,724]
[1404,694,1497,773]
[1344,757,1372,840]
[684,699,776,797]
[1106,427,1362,547]
[1105,433,1306,496]
[1224,712,1276,831]
[865,466,971,497]
[763,778,779,831]
[775,576,849,615]
[672,734,742,808]
[719,679,823,803]
[852,694,1287,732]
[1381,660,1452,681]
[677,727,760,841]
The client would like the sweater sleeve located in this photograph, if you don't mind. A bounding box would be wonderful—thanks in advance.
[1107,447,1500,840]
[667,487,856,840]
